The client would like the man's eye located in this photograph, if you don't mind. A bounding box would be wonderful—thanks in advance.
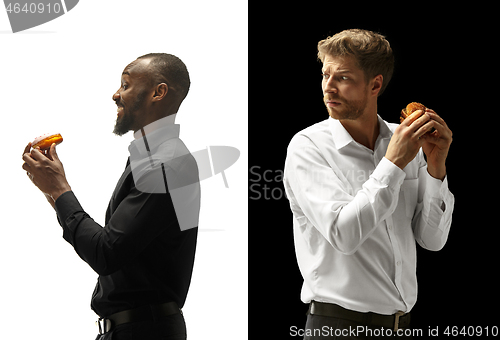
[122,84,128,90]
[341,76,349,81]
[321,73,329,79]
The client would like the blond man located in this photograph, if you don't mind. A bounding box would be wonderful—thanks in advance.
[283,29,454,339]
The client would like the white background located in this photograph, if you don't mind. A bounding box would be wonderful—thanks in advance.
[0,1,247,339]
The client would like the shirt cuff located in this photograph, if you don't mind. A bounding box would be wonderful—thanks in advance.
[424,170,449,199]
[420,167,453,219]
[371,157,407,189]
[54,191,85,230]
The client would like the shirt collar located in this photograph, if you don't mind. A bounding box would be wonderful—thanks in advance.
[329,117,354,150]
[377,114,393,140]
[133,114,177,140]
[129,115,180,156]
[328,114,393,150]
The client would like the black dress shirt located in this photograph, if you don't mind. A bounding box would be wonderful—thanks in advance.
[55,123,198,317]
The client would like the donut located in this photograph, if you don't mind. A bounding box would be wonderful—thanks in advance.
[31,133,63,150]
[400,102,426,123]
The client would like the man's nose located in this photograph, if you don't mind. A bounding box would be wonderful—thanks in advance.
[323,78,338,94]
[323,82,338,94]
[112,91,120,102]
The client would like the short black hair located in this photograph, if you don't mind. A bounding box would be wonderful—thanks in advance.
[137,53,190,101]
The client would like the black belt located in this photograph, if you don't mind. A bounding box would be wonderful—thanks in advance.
[308,301,411,332]
[96,302,181,335]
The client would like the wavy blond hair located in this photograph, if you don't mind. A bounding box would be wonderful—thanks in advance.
[318,29,394,96]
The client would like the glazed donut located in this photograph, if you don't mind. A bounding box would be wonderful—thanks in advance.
[31,133,63,150]
[400,102,426,124]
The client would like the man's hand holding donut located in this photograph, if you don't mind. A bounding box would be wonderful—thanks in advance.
[22,143,72,207]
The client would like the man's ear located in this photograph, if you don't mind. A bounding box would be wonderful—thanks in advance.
[370,74,383,97]
[153,83,169,101]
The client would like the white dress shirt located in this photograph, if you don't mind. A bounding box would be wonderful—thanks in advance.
[283,115,454,315]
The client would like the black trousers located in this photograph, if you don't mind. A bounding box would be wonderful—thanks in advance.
[304,313,413,340]
[95,312,187,340]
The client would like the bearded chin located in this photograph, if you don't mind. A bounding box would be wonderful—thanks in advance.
[113,110,135,136]
[112,90,147,136]
[326,93,369,121]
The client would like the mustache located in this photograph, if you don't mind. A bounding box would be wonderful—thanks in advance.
[324,94,343,102]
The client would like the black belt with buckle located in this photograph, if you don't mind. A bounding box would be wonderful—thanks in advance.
[308,301,411,332]
[96,301,182,335]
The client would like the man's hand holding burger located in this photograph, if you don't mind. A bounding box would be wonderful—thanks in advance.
[385,103,452,181]
[419,109,453,180]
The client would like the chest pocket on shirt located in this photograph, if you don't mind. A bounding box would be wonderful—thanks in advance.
[400,179,418,219]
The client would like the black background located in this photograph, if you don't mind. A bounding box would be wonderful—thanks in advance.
[249,4,496,339]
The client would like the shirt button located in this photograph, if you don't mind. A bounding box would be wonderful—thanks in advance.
[388,225,393,230]
[397,261,401,266]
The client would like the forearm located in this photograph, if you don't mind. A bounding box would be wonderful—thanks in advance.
[55,189,173,276]
[286,157,406,254]
[54,191,111,274]
[326,158,405,254]
[413,170,455,250]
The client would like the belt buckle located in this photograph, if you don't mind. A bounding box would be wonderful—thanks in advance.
[96,318,112,335]
[393,311,405,332]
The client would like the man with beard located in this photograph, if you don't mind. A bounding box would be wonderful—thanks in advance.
[22,53,199,340]
[283,29,454,339]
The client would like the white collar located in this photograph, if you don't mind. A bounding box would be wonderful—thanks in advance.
[329,114,393,150]
[133,114,177,140]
